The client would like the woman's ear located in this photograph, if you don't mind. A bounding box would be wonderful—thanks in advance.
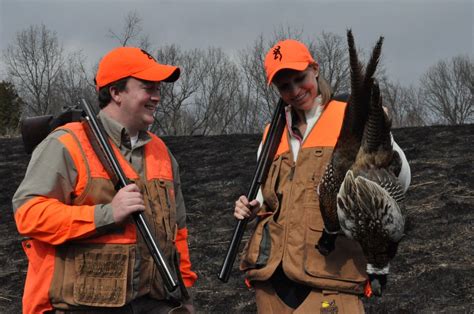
[310,62,319,78]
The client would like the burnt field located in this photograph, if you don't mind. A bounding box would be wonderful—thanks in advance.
[0,124,473,313]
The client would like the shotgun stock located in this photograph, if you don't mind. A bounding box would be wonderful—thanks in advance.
[80,99,179,292]
[20,108,83,154]
[218,99,286,283]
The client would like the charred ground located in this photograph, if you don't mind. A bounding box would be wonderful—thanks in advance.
[0,124,472,313]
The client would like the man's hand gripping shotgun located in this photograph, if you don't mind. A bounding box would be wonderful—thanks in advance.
[80,99,179,292]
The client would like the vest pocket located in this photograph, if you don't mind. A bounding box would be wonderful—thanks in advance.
[150,179,176,245]
[240,216,269,268]
[240,216,284,270]
[73,246,130,307]
[303,207,367,284]
[51,243,136,308]
[262,156,283,211]
[244,155,283,268]
[304,228,367,282]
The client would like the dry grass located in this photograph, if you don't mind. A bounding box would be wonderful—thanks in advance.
[0,125,473,313]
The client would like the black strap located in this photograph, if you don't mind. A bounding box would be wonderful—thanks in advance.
[270,265,312,309]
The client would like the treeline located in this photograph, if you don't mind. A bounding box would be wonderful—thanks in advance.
[1,12,472,137]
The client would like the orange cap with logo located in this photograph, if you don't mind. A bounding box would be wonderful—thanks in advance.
[264,39,316,85]
[95,47,180,89]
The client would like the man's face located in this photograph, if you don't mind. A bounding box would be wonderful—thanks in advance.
[117,77,161,134]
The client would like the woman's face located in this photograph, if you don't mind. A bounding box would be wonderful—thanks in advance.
[272,65,319,112]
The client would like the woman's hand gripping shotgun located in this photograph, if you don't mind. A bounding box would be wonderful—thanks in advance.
[218,99,286,283]
[80,99,179,292]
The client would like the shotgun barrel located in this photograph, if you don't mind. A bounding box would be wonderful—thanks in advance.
[218,98,286,283]
[80,99,179,292]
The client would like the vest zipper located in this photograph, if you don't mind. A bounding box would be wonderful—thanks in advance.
[288,163,296,181]
[282,161,296,261]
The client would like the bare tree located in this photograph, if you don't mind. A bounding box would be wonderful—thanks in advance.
[152,45,205,135]
[403,86,427,127]
[420,55,473,125]
[191,47,242,135]
[55,51,96,109]
[0,81,23,136]
[310,31,350,95]
[107,10,152,50]
[3,24,64,116]
[238,34,279,131]
[380,79,405,127]
[272,24,305,42]
[152,46,247,136]
[380,78,426,127]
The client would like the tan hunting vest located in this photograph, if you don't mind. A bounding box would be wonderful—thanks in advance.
[240,100,368,295]
[48,122,181,309]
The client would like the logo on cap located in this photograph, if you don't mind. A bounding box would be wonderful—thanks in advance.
[273,45,282,61]
[141,49,156,61]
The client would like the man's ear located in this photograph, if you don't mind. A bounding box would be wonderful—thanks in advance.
[109,85,122,104]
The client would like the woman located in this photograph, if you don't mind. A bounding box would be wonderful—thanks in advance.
[234,39,410,313]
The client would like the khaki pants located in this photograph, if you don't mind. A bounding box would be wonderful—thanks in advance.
[254,281,365,314]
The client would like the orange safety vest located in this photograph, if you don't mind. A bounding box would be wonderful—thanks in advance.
[240,100,368,294]
[15,122,196,313]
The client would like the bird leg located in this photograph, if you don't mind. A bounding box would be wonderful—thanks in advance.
[315,229,338,256]
[368,273,387,296]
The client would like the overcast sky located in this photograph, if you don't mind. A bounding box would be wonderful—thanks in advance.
[0,0,472,86]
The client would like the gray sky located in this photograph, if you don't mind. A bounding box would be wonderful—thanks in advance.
[0,0,472,86]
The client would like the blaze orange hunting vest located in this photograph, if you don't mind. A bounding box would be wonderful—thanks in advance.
[21,122,183,313]
[240,100,368,295]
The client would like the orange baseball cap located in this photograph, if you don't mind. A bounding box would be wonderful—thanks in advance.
[95,47,180,89]
[264,39,316,85]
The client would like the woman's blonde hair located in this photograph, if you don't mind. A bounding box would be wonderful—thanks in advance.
[318,75,332,108]
[310,62,332,107]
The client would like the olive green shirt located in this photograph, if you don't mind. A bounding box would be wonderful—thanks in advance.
[13,110,188,232]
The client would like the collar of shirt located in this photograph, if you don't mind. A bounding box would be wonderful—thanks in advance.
[285,95,324,161]
[98,110,152,151]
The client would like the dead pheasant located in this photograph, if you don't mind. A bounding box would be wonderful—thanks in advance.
[317,29,383,255]
[317,30,406,296]
[337,81,405,296]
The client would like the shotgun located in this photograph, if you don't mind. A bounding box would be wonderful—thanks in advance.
[218,98,286,282]
[20,108,83,154]
[80,99,179,292]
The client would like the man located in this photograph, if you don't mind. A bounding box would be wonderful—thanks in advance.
[13,47,197,313]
